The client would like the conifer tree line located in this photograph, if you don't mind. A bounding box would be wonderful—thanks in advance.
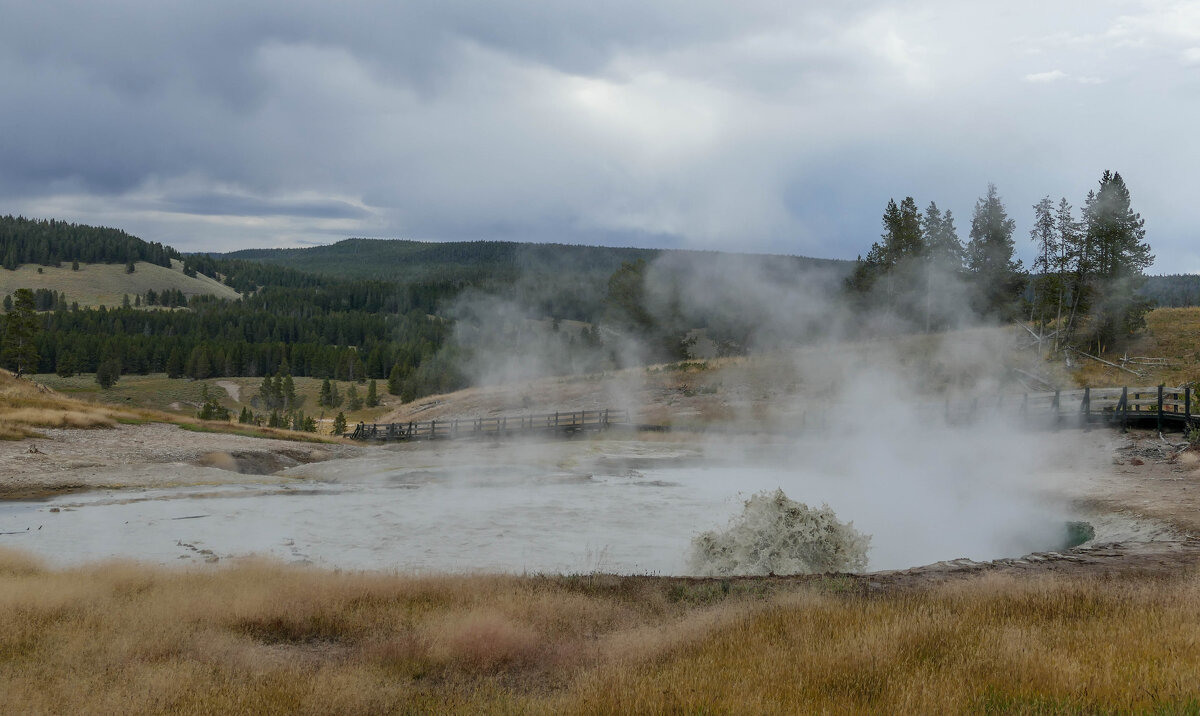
[1,216,178,269]
[848,171,1154,350]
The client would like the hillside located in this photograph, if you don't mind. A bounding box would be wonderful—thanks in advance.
[222,238,853,322]
[0,259,240,307]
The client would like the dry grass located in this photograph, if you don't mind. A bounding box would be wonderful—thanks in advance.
[1,370,346,444]
[1,550,1198,714]
[0,370,135,439]
[1070,307,1200,388]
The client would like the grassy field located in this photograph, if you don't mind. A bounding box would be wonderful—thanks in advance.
[32,373,395,434]
[0,259,239,307]
[0,550,1196,714]
[1066,308,1200,388]
[2,370,346,444]
[0,369,141,440]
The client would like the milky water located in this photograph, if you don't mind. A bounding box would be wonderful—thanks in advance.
[0,438,1160,574]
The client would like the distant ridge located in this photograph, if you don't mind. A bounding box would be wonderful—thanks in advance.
[221,237,852,283]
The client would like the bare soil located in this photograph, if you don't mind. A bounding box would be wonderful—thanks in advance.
[0,422,362,498]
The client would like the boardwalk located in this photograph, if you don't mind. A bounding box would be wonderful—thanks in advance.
[348,385,1194,442]
[989,385,1193,432]
[350,408,629,442]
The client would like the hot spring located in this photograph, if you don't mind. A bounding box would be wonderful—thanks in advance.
[0,435,1159,574]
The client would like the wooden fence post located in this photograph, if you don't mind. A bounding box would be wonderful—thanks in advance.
[1082,387,1091,431]
[1187,387,1192,431]
[1158,385,1164,434]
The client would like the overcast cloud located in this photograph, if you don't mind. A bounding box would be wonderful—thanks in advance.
[0,1,1196,270]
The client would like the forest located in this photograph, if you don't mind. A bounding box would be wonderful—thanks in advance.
[0,170,1188,408]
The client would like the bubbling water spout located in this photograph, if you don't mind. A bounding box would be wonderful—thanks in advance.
[688,489,871,576]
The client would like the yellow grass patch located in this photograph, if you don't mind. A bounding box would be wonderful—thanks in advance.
[0,551,1198,714]
[0,369,135,439]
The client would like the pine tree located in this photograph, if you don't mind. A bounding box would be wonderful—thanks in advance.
[282,373,296,409]
[55,350,76,378]
[1029,196,1059,330]
[319,378,333,407]
[347,383,363,411]
[258,375,278,410]
[187,345,211,380]
[166,348,185,379]
[366,379,378,407]
[332,411,347,435]
[1,288,39,376]
[387,361,403,396]
[921,201,964,331]
[965,184,1024,319]
[847,197,925,317]
[95,358,121,389]
[1080,171,1154,349]
[1056,198,1086,348]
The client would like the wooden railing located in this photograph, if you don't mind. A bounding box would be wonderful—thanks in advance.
[350,408,630,441]
[348,386,1194,441]
[938,385,1194,432]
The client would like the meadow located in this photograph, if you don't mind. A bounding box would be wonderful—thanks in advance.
[0,549,1197,714]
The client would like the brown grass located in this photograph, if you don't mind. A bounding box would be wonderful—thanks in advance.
[1,550,1198,714]
[1071,307,1200,388]
[0,369,135,439]
[0,369,348,444]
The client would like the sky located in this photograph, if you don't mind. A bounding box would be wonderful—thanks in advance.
[0,1,1196,272]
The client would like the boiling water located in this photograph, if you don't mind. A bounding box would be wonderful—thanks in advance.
[0,439,1140,574]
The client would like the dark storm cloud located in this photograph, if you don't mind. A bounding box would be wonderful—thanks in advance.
[0,1,1196,270]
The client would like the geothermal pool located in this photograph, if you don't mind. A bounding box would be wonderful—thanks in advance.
[0,438,1162,574]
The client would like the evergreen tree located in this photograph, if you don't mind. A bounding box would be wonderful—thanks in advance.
[319,378,333,407]
[1055,198,1085,347]
[95,358,121,389]
[1029,196,1059,329]
[282,373,296,409]
[387,361,403,396]
[1,288,39,376]
[165,348,185,379]
[1079,170,1154,349]
[921,201,964,331]
[198,398,229,421]
[55,350,76,378]
[258,375,278,410]
[346,383,362,411]
[238,406,254,424]
[965,184,1024,319]
[847,197,925,319]
[366,379,378,407]
[333,411,347,435]
[187,345,211,379]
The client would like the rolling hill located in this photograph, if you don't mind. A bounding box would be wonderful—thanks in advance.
[0,259,240,307]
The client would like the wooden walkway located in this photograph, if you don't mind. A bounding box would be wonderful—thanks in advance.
[350,408,630,442]
[348,385,1195,442]
[996,385,1194,432]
